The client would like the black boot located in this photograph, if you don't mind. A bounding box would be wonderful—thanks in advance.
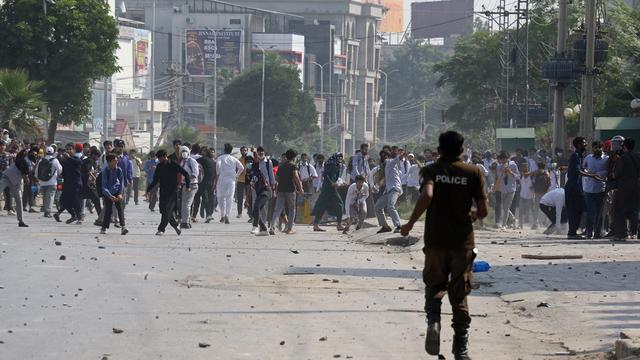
[425,322,441,355]
[452,334,471,360]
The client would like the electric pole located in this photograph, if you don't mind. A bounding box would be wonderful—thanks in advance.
[552,0,569,153]
[580,0,596,140]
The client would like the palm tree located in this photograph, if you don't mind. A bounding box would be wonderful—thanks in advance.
[0,68,46,136]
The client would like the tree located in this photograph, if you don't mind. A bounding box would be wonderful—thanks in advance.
[0,68,45,136]
[0,0,119,141]
[218,56,318,152]
[433,31,503,131]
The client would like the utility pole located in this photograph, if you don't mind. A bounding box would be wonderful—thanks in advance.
[149,0,156,149]
[102,78,109,143]
[580,0,596,140]
[312,61,324,154]
[552,0,569,153]
[213,30,218,152]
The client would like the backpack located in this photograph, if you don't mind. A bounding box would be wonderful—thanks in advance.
[533,171,551,194]
[37,158,53,181]
[189,158,204,184]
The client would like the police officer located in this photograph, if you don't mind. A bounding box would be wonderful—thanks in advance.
[401,131,488,359]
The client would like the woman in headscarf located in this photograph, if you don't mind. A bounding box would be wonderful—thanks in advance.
[311,153,345,232]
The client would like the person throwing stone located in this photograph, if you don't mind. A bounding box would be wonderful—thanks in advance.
[401,131,488,359]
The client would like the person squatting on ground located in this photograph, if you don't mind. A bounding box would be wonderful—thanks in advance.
[342,175,370,234]
[146,149,190,236]
[401,131,488,360]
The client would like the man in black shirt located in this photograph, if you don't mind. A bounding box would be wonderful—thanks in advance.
[192,147,217,223]
[401,131,488,360]
[146,149,190,235]
[612,137,640,241]
[168,139,182,163]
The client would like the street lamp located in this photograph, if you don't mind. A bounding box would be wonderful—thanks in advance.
[311,61,324,154]
[254,44,266,147]
[379,69,398,144]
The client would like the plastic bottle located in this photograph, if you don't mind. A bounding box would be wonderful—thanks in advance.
[472,260,491,273]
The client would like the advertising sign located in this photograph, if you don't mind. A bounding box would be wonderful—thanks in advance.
[133,29,150,90]
[185,29,243,76]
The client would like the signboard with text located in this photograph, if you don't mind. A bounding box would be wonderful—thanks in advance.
[185,29,243,76]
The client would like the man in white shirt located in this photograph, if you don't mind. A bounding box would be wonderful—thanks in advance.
[298,153,317,193]
[216,143,244,224]
[404,154,422,202]
[539,187,567,235]
[350,143,371,183]
[179,146,200,228]
[343,175,370,233]
[37,146,63,218]
[375,147,406,233]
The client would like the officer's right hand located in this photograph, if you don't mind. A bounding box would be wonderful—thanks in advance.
[400,223,412,236]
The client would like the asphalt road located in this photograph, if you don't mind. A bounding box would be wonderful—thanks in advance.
[0,203,637,359]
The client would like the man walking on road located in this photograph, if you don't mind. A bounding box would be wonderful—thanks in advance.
[216,143,244,224]
[401,131,488,359]
[146,149,190,235]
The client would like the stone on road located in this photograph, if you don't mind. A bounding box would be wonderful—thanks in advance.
[0,206,637,359]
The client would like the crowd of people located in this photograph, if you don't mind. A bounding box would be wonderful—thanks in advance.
[1,131,639,242]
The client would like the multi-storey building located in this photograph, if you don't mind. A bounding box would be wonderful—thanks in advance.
[224,0,385,154]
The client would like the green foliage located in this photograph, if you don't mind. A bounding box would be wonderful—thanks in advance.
[171,125,204,146]
[0,68,46,136]
[218,58,318,153]
[0,0,120,141]
[433,31,502,131]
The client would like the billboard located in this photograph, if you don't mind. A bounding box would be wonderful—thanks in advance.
[185,29,243,76]
[380,0,404,33]
[133,29,150,89]
[411,0,474,39]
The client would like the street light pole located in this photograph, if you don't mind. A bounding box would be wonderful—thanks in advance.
[149,0,156,149]
[379,69,398,144]
[312,61,324,154]
[213,29,218,152]
[254,44,266,147]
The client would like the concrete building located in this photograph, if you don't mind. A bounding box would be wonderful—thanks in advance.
[123,0,303,149]
[224,0,386,154]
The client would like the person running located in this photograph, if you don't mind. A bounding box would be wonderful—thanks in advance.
[311,153,344,232]
[216,143,244,224]
[342,175,369,233]
[145,149,190,236]
[400,131,488,359]
[248,149,276,236]
[270,149,303,234]
[99,154,128,235]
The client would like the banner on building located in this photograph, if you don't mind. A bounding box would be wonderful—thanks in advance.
[133,29,150,90]
[185,29,243,76]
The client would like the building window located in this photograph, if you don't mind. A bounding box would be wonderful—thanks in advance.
[366,83,373,132]
[230,19,241,25]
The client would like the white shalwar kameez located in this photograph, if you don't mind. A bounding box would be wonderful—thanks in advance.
[216,154,245,219]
